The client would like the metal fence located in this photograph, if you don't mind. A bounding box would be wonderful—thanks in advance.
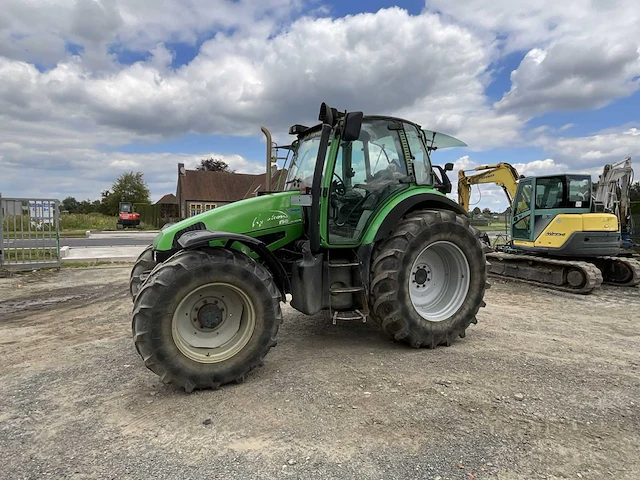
[0,194,60,271]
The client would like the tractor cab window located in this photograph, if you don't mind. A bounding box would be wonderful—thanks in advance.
[403,123,432,185]
[119,202,132,213]
[328,118,409,244]
[285,129,326,190]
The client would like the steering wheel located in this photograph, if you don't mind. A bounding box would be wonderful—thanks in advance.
[332,173,346,196]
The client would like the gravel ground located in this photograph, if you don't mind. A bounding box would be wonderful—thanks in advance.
[0,266,639,480]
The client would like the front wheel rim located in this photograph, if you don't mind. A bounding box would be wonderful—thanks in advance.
[172,283,256,363]
[409,241,471,322]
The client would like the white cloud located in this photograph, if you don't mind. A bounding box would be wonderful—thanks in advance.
[0,0,301,66]
[1,6,525,201]
[495,40,640,116]
[1,2,637,203]
[427,0,640,116]
[539,126,640,172]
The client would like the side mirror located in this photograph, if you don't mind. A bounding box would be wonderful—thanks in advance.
[342,111,363,142]
[444,162,454,172]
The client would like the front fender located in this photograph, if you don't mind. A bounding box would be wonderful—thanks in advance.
[178,230,291,298]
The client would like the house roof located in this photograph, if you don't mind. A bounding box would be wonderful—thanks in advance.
[178,170,263,203]
[242,169,288,199]
[156,193,177,205]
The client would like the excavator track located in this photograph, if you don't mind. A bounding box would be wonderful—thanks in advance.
[486,251,603,294]
[591,256,640,287]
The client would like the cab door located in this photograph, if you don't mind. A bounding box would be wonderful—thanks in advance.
[321,118,409,246]
[511,179,534,241]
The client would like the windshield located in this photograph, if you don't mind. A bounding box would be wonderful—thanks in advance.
[285,129,323,190]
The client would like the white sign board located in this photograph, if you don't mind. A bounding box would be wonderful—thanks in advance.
[29,201,55,225]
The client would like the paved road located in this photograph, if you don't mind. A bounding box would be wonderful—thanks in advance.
[3,232,157,248]
[4,238,152,247]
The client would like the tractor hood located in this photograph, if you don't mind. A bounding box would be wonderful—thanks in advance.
[153,191,304,252]
[422,129,467,150]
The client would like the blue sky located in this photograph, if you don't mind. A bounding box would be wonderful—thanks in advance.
[1,0,638,211]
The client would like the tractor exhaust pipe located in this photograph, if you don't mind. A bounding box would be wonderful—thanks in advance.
[261,126,273,192]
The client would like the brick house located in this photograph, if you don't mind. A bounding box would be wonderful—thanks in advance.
[175,163,287,219]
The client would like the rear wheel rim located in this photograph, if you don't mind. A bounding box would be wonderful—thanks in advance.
[409,241,471,322]
[172,283,256,363]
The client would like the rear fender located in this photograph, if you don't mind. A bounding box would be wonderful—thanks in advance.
[370,193,467,243]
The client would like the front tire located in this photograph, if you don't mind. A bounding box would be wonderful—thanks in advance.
[132,248,282,391]
[370,209,489,348]
[129,245,156,300]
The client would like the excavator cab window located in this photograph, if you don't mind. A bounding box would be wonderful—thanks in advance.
[512,180,533,240]
[567,176,591,209]
[535,177,564,209]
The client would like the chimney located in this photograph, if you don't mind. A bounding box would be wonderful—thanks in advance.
[178,163,186,176]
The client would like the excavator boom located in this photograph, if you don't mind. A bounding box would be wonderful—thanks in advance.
[457,162,521,212]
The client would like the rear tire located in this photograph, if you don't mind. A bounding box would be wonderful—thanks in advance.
[132,248,282,391]
[370,209,489,348]
[129,245,157,300]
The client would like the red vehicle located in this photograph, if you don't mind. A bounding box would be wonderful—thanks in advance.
[117,202,141,230]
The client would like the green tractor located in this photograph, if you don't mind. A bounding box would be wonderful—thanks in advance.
[131,103,490,391]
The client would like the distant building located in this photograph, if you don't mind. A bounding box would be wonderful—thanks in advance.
[155,193,177,206]
[175,163,286,219]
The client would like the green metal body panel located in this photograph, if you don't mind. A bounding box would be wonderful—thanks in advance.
[153,191,304,252]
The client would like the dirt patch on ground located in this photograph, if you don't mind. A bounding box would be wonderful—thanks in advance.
[0,267,638,479]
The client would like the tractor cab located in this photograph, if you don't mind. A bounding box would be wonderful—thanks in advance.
[283,106,465,248]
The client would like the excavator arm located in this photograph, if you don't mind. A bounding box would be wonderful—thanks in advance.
[594,157,634,231]
[457,162,521,212]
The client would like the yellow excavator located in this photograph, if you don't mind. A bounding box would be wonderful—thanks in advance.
[458,163,640,293]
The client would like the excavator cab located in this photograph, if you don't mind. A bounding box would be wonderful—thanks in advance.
[510,174,620,256]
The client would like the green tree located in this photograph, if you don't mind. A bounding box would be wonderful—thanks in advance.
[472,207,481,217]
[482,207,492,215]
[77,199,100,214]
[102,172,151,216]
[631,181,640,201]
[196,158,233,172]
[61,196,79,213]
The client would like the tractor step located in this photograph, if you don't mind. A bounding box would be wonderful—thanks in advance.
[332,309,367,324]
[328,261,361,268]
[330,286,365,294]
